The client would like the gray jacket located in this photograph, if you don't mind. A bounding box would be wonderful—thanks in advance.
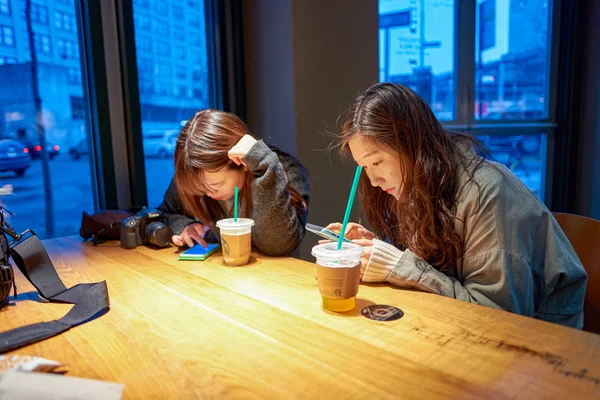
[363,149,588,328]
[158,140,310,256]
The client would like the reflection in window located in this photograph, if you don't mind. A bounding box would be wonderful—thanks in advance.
[24,31,52,55]
[476,0,551,120]
[379,0,455,121]
[0,0,10,16]
[153,1,168,16]
[55,11,77,33]
[154,41,171,57]
[19,2,49,25]
[133,0,211,208]
[175,65,186,80]
[477,133,545,198]
[1,25,14,47]
[0,0,93,239]
[135,35,152,52]
[0,56,17,64]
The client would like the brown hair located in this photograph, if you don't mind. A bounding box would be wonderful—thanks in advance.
[338,83,483,272]
[174,109,305,226]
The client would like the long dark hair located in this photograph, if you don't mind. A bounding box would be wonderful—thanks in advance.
[338,83,483,272]
[174,109,305,226]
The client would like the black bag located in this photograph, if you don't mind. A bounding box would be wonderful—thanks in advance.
[79,209,133,244]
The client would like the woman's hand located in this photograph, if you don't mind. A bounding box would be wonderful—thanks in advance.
[318,222,376,246]
[172,223,209,248]
[228,135,257,166]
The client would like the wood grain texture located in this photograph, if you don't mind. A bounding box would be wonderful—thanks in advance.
[1,236,599,399]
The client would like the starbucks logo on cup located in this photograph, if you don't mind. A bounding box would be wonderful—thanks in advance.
[221,237,230,257]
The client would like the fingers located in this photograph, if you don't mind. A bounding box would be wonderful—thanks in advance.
[318,239,334,244]
[227,150,243,166]
[182,232,195,248]
[172,235,183,247]
[191,223,206,237]
[358,227,376,240]
[324,222,342,233]
[187,229,208,248]
[352,239,373,247]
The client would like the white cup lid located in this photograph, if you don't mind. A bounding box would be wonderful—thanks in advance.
[216,218,255,229]
[311,242,364,262]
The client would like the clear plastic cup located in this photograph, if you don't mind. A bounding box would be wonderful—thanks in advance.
[311,242,364,312]
[216,218,255,266]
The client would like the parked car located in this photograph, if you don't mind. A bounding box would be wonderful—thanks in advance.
[25,141,60,160]
[143,130,179,158]
[69,139,89,160]
[0,139,31,177]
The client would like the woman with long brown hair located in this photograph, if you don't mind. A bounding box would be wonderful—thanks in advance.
[325,83,587,328]
[158,109,309,256]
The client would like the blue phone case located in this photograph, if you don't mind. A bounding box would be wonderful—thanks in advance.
[178,243,220,261]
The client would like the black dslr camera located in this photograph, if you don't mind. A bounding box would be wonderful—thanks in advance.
[119,208,173,249]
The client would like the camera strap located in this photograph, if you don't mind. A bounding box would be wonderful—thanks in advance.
[0,235,110,353]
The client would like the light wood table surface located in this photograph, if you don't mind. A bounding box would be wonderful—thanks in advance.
[1,236,599,399]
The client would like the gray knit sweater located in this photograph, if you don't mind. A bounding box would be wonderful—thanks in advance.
[158,140,310,256]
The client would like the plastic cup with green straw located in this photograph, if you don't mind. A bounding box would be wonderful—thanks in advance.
[337,166,363,250]
[234,186,239,222]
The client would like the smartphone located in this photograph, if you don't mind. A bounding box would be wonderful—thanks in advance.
[305,223,352,243]
[178,243,220,261]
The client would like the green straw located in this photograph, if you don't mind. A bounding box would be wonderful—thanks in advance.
[337,166,363,250]
[234,186,239,222]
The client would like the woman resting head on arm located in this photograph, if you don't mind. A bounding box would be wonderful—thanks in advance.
[325,83,587,328]
[161,109,309,256]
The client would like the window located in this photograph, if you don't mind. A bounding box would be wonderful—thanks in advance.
[68,67,82,85]
[0,0,93,240]
[23,31,52,55]
[153,1,168,16]
[476,133,546,197]
[189,12,203,30]
[155,61,172,78]
[379,0,455,120]
[0,0,10,16]
[475,0,551,120]
[57,39,78,59]
[174,46,186,61]
[135,13,150,30]
[133,0,211,208]
[20,2,49,25]
[134,0,150,9]
[154,41,171,57]
[70,96,85,119]
[378,0,554,201]
[0,56,16,65]
[55,11,77,33]
[173,28,185,42]
[135,35,152,52]
[1,25,14,47]
[137,57,153,77]
[152,20,169,37]
[175,65,186,80]
[173,5,184,20]
[190,34,203,47]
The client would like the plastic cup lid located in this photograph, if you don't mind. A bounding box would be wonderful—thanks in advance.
[311,242,364,262]
[216,218,255,229]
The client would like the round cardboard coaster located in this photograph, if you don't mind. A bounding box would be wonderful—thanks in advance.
[361,304,404,321]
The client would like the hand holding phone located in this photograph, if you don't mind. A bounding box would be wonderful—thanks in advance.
[305,223,352,243]
[178,243,220,261]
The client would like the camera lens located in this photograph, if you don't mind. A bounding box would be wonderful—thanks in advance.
[145,222,172,247]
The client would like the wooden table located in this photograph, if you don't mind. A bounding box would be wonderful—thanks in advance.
[2,236,600,399]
